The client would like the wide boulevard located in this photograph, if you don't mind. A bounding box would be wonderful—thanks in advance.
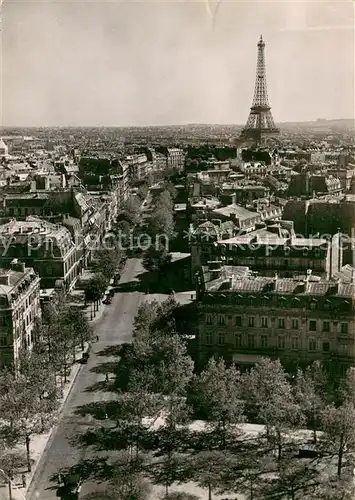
[27,258,156,500]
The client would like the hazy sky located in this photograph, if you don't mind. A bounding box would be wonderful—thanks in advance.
[1,0,354,126]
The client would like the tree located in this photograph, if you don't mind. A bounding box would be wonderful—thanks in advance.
[133,300,161,338]
[60,306,94,351]
[153,296,178,336]
[164,182,177,201]
[320,402,355,477]
[0,371,58,472]
[294,361,328,443]
[137,183,149,201]
[193,358,245,450]
[125,334,194,496]
[259,456,321,500]
[188,450,235,500]
[85,274,107,313]
[156,191,173,211]
[108,452,151,500]
[0,447,27,500]
[142,244,171,273]
[162,494,199,500]
[92,244,123,281]
[338,367,355,405]
[243,358,304,460]
[148,209,175,239]
[119,196,141,225]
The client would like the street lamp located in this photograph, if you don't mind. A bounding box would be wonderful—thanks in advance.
[0,468,13,500]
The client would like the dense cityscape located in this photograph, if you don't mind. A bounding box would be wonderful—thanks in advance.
[1,4,355,500]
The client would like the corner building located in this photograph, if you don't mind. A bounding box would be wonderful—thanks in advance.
[195,263,355,376]
[0,262,41,369]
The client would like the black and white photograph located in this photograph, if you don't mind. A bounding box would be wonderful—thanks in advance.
[0,0,354,499]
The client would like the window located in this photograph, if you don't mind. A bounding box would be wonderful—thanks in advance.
[218,315,225,326]
[341,323,348,335]
[205,332,212,345]
[261,335,268,348]
[278,318,285,329]
[322,341,330,352]
[323,321,330,332]
[206,314,212,325]
[248,334,255,348]
[218,332,225,345]
[234,334,242,348]
[292,337,298,350]
[46,266,53,276]
[235,316,242,327]
[248,316,255,327]
[309,320,317,332]
[309,339,316,351]
[278,336,285,349]
[292,319,299,330]
[0,336,7,346]
[310,301,317,310]
[261,317,268,328]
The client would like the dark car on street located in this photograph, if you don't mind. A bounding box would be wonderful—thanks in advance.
[81,352,90,364]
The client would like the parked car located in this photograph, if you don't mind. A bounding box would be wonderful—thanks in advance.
[103,296,112,305]
[81,352,90,364]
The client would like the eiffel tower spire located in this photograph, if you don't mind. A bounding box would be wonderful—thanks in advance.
[241,35,279,144]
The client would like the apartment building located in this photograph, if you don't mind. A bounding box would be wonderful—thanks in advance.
[0,217,78,290]
[190,221,342,279]
[195,262,355,376]
[167,148,185,173]
[0,261,41,369]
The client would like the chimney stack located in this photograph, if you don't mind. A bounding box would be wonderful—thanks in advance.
[11,258,25,273]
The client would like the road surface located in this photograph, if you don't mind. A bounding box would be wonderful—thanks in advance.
[27,258,149,500]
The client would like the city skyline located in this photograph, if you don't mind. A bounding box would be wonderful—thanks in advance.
[2,0,354,127]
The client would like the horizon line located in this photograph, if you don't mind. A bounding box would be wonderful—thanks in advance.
[1,118,354,129]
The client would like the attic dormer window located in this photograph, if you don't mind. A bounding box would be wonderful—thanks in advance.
[310,298,317,310]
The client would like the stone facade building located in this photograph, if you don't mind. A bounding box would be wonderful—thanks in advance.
[0,262,41,369]
[0,217,77,290]
[195,262,355,376]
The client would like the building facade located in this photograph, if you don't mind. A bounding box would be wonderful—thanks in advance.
[167,148,185,173]
[195,262,355,376]
[0,261,41,369]
[0,217,78,290]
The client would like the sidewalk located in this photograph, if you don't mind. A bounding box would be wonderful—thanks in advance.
[0,341,91,500]
[67,288,108,324]
[0,283,112,499]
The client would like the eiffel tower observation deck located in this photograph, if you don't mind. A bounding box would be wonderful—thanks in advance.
[240,35,279,144]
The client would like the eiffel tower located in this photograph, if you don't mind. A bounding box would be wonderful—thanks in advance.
[240,35,279,144]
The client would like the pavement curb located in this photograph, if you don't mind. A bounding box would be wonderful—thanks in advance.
[24,349,87,498]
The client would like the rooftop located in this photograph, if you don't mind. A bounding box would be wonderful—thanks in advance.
[0,266,36,296]
[205,273,355,298]
[212,204,259,220]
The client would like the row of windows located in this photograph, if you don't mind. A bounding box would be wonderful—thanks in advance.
[203,297,349,311]
[206,314,349,334]
[202,332,333,353]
